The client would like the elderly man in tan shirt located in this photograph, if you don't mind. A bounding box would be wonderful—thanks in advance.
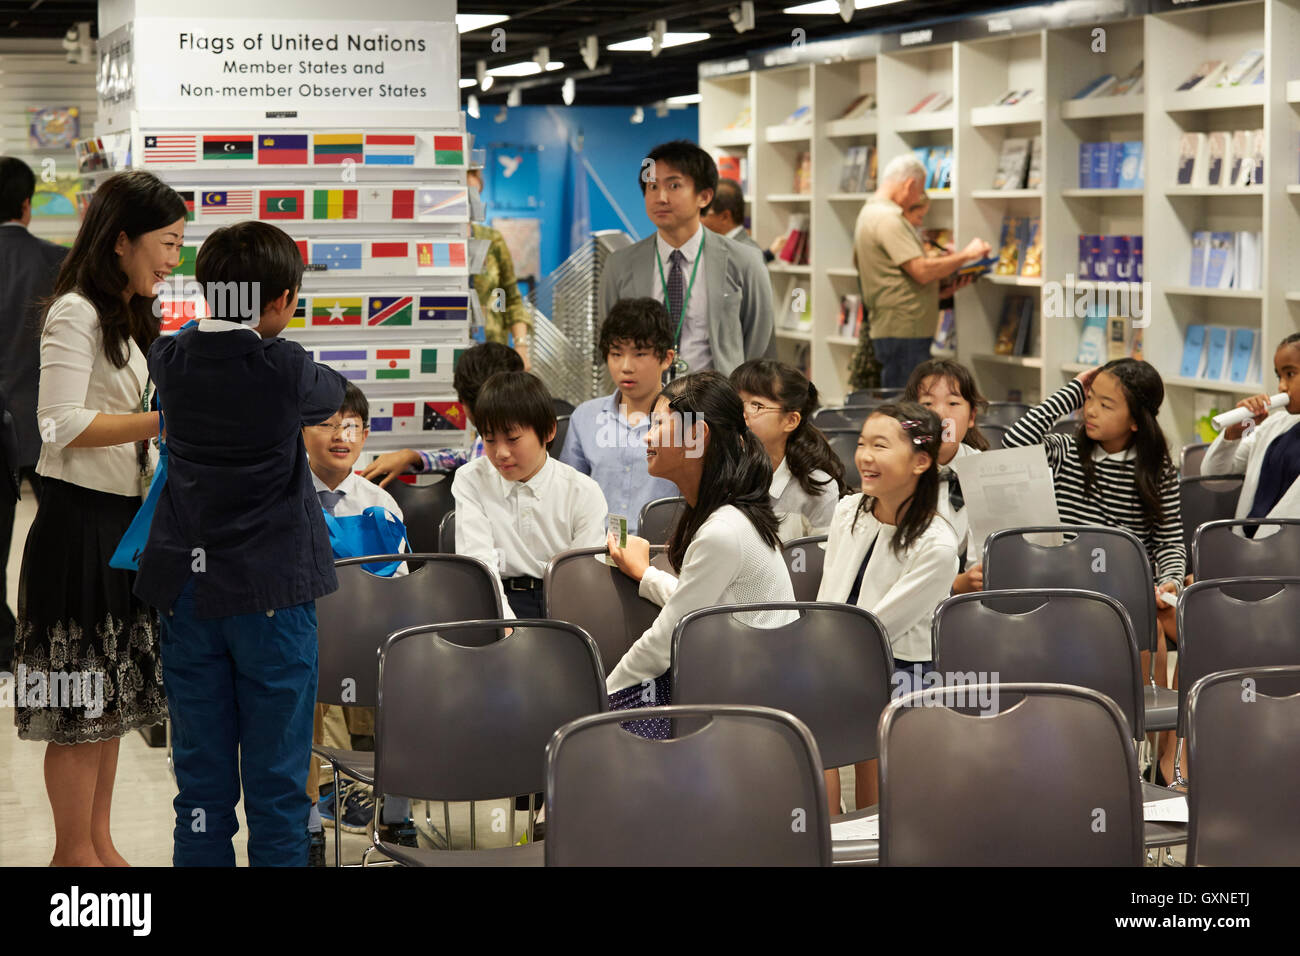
[853,154,989,387]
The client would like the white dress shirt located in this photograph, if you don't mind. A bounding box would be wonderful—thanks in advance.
[816,495,959,662]
[311,469,409,576]
[770,457,838,541]
[452,452,608,618]
[937,442,978,569]
[1203,407,1300,525]
[725,225,745,241]
[653,224,711,372]
[606,504,798,693]
[37,292,158,497]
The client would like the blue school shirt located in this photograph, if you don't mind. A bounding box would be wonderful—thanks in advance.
[559,391,678,534]
[134,322,347,618]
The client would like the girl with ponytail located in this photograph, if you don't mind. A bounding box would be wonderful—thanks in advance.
[816,402,960,813]
[605,371,798,737]
[731,359,846,539]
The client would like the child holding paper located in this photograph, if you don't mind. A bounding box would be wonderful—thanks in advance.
[817,403,959,812]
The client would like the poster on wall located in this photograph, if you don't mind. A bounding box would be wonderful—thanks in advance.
[488,144,541,211]
[490,217,541,282]
[28,107,80,149]
[32,175,82,217]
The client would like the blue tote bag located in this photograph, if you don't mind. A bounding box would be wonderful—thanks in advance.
[323,506,409,577]
[109,418,167,572]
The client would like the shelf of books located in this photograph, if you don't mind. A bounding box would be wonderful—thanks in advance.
[698,0,1300,443]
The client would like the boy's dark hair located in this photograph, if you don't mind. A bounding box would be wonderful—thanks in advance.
[707,178,745,226]
[639,140,718,198]
[0,157,36,222]
[340,381,369,428]
[474,371,557,446]
[599,297,675,360]
[903,358,992,451]
[452,341,524,418]
[196,220,304,319]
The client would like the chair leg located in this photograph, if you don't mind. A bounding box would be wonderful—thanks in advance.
[1172,737,1188,788]
[526,793,535,844]
[469,801,476,850]
[510,802,517,846]
[444,801,452,851]
[332,765,343,869]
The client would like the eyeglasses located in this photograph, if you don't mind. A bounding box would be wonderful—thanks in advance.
[744,400,782,417]
[307,419,364,437]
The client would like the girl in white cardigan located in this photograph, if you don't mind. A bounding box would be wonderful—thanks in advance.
[606,371,797,738]
[817,403,959,813]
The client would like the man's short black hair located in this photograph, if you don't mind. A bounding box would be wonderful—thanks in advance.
[599,297,675,360]
[0,157,37,222]
[451,341,525,418]
[639,140,718,197]
[707,179,745,227]
[195,220,305,319]
[474,371,557,446]
[340,381,369,427]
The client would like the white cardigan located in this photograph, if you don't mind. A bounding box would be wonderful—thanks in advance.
[1202,408,1300,525]
[816,494,959,662]
[36,292,156,497]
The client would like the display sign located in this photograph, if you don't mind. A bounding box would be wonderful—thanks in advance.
[130,17,456,114]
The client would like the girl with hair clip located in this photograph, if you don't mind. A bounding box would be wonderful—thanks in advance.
[817,403,959,813]
[1003,360,1185,783]
[730,359,847,540]
[903,358,990,593]
[605,371,798,739]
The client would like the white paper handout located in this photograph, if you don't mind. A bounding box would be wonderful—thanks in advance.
[830,814,879,841]
[950,444,1063,558]
[1142,795,1189,824]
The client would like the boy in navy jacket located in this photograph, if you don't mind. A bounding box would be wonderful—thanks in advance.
[135,221,346,867]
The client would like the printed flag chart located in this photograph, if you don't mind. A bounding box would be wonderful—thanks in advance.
[369,400,469,433]
[166,237,470,278]
[306,345,465,383]
[137,130,467,170]
[281,292,471,332]
[151,184,468,224]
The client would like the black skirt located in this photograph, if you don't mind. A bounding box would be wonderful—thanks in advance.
[13,478,167,744]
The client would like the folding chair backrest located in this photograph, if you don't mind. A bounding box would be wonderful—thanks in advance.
[847,387,903,405]
[1049,416,1081,436]
[1192,518,1300,581]
[438,509,455,554]
[1186,665,1300,866]
[544,546,669,675]
[983,526,1157,654]
[980,402,1031,429]
[980,422,1010,449]
[375,619,606,803]
[545,705,831,866]
[1180,442,1209,477]
[1179,474,1244,557]
[637,496,686,546]
[385,474,455,556]
[1175,577,1300,738]
[811,407,871,431]
[315,553,503,707]
[552,397,576,417]
[933,589,1144,738]
[780,534,828,602]
[879,683,1143,866]
[671,602,893,768]
[549,414,570,454]
[822,428,860,487]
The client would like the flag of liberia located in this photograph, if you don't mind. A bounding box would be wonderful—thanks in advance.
[143,134,197,164]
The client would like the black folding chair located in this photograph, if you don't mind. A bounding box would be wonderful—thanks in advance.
[1178,474,1244,557]
[780,535,828,602]
[638,496,686,546]
[1191,518,1300,582]
[385,473,455,557]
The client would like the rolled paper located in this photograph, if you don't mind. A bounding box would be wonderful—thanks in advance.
[1211,393,1288,431]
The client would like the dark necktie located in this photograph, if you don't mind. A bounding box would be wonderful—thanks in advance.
[943,471,964,512]
[318,489,345,515]
[667,248,686,323]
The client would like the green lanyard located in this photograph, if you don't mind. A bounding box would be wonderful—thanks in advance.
[655,230,704,347]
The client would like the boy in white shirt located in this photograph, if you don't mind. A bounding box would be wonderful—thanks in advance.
[453,370,608,619]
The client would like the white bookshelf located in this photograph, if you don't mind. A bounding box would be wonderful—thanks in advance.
[697,0,1300,442]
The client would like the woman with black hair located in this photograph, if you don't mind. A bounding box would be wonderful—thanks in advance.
[605,371,798,738]
[730,359,846,539]
[14,169,184,865]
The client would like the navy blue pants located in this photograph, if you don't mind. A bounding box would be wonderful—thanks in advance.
[872,336,933,389]
[159,580,318,867]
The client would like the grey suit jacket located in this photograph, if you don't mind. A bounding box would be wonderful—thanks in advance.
[0,225,66,467]
[730,227,763,254]
[598,228,774,376]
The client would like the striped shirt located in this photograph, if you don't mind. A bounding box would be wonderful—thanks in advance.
[1003,379,1185,584]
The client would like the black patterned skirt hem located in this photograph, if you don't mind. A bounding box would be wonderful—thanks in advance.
[12,478,167,745]
[607,673,673,740]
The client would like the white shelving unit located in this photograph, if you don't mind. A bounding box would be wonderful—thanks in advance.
[697,0,1300,444]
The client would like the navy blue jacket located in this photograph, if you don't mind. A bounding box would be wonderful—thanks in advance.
[134,326,346,618]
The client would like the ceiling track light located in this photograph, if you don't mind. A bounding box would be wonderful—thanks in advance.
[581,35,599,71]
[631,106,644,124]
[649,19,666,57]
[729,2,756,33]
[562,77,575,106]
[838,0,854,23]
[506,87,522,107]
[467,94,480,119]
[495,105,508,123]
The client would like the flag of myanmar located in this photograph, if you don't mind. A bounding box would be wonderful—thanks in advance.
[312,297,363,325]
[314,133,363,164]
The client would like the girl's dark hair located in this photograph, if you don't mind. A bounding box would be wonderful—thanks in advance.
[1279,332,1300,349]
[851,402,942,557]
[903,358,990,451]
[45,170,187,368]
[730,359,846,498]
[1077,359,1173,528]
[658,370,781,572]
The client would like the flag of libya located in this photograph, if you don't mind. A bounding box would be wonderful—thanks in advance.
[203,135,254,160]
[260,189,304,220]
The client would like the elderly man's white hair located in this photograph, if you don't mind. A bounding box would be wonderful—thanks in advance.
[879,154,928,187]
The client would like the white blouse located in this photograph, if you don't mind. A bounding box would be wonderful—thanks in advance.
[771,457,839,541]
[36,292,157,498]
[606,504,797,693]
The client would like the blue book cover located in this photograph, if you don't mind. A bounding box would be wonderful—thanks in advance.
[1203,326,1230,380]
[1091,234,1112,280]
[1116,142,1144,189]
[1180,324,1207,378]
[1078,234,1093,279]
[1204,231,1235,289]
[1133,235,1143,281]
[1093,142,1111,190]
[1229,328,1256,383]
[1189,231,1211,286]
[1072,74,1117,98]
[1077,309,1108,364]
[1107,236,1134,282]
[1079,142,1095,189]
[1108,143,1125,188]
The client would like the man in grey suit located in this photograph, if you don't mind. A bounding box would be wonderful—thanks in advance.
[598,140,773,377]
[702,178,769,260]
[0,157,66,667]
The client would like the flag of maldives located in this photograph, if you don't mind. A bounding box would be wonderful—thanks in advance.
[260,189,304,220]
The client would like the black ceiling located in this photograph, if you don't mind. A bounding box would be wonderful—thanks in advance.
[2,0,1023,105]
